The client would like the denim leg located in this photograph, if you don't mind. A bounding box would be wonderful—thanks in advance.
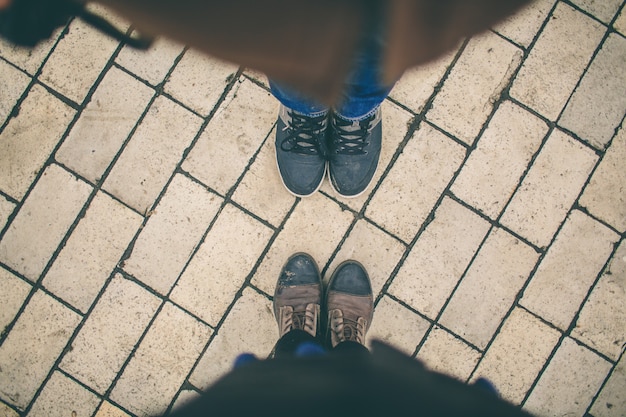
[333,29,396,121]
[270,10,396,120]
[269,79,330,117]
[270,35,393,121]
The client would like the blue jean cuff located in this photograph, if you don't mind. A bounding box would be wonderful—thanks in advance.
[333,104,381,122]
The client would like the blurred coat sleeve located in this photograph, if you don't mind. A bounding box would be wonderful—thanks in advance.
[96,0,532,103]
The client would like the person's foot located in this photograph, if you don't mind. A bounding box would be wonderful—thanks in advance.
[325,260,374,348]
[328,108,382,198]
[275,105,328,197]
[273,253,322,338]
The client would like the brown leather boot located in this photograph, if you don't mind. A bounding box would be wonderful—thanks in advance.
[325,260,374,348]
[273,253,322,338]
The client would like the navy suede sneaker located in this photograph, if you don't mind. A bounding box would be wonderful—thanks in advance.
[328,108,382,198]
[275,105,328,197]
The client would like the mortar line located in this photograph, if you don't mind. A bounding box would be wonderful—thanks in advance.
[178,198,300,396]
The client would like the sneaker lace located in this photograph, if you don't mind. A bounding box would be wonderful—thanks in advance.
[280,112,328,158]
[279,304,319,338]
[331,114,374,155]
[329,309,367,345]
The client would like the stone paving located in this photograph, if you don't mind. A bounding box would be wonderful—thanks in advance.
[1,1,625,416]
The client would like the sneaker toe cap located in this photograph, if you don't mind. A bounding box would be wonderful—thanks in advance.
[276,155,326,197]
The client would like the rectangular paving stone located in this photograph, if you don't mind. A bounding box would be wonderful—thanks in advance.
[0,267,31,334]
[42,192,143,312]
[509,2,606,121]
[0,31,60,75]
[493,0,556,48]
[416,326,482,382]
[103,95,203,213]
[116,37,184,86]
[560,34,626,150]
[0,59,30,125]
[0,402,19,417]
[183,77,278,195]
[500,129,598,248]
[164,48,238,116]
[367,296,430,355]
[60,274,161,394]
[451,101,548,220]
[243,69,269,87]
[95,402,131,417]
[521,210,619,330]
[471,308,561,405]
[0,85,75,200]
[524,337,612,417]
[440,227,539,349]
[366,123,466,243]
[389,47,457,113]
[591,354,626,417]
[570,0,623,23]
[571,239,626,360]
[320,100,412,210]
[615,6,626,36]
[230,127,296,227]
[172,390,201,414]
[170,203,273,326]
[110,302,212,417]
[0,195,15,232]
[327,219,405,298]
[27,371,100,417]
[0,291,81,409]
[189,288,276,390]
[0,164,92,281]
[251,193,354,295]
[388,197,490,319]
[56,66,155,183]
[580,121,626,232]
[124,174,223,295]
[39,19,119,104]
[427,31,522,145]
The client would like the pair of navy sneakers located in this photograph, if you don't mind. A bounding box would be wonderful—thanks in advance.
[275,105,382,198]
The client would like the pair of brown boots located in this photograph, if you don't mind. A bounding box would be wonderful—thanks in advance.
[273,253,374,349]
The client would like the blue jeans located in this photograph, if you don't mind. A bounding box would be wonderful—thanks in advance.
[269,20,396,121]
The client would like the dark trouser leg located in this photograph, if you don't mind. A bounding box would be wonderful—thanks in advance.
[273,329,319,359]
[332,340,370,356]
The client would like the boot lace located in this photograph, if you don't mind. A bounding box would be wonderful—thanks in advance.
[280,112,328,157]
[329,309,367,346]
[279,304,319,338]
[331,114,375,155]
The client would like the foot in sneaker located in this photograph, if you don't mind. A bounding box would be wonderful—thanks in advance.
[326,260,374,348]
[328,108,382,198]
[273,253,322,339]
[275,105,329,197]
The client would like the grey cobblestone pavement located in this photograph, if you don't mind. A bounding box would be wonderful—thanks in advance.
[0,1,625,416]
